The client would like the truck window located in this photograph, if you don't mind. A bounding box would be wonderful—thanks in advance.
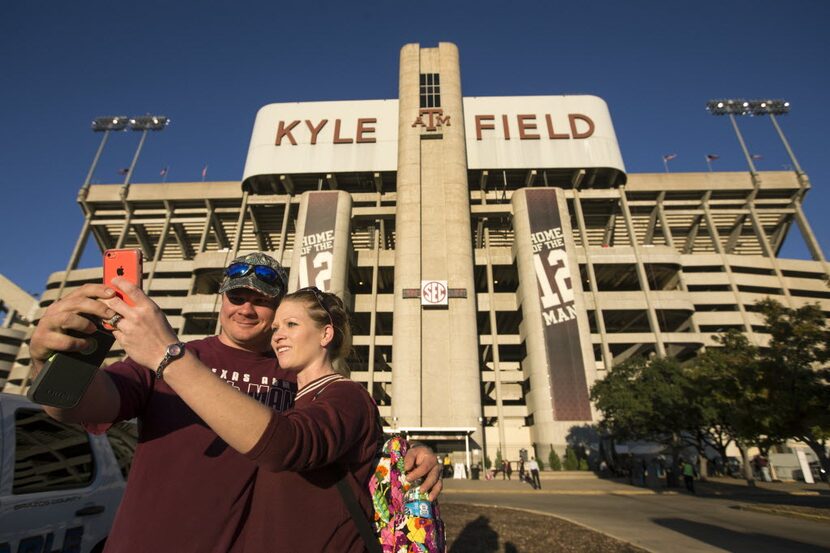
[13,409,94,494]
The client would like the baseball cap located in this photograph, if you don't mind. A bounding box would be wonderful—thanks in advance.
[218,252,288,300]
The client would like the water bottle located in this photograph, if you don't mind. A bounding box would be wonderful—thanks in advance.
[403,477,433,519]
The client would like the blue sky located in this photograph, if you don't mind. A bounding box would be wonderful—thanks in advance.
[1,0,828,297]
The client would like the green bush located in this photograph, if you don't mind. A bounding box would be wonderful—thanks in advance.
[578,458,589,471]
[549,446,562,471]
[494,449,503,468]
[537,458,546,471]
[564,446,580,471]
[484,455,492,469]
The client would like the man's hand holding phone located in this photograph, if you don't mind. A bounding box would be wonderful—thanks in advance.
[27,284,120,408]
[29,284,118,367]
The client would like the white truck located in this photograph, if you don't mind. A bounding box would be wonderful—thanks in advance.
[0,393,134,553]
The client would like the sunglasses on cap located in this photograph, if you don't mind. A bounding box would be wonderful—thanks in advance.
[296,286,333,326]
[225,262,281,284]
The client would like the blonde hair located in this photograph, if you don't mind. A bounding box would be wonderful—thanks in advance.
[283,288,352,376]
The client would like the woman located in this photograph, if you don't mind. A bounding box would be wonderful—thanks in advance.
[109,281,382,552]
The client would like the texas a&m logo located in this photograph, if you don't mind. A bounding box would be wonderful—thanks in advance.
[412,108,450,132]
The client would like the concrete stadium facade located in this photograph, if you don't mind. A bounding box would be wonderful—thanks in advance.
[4,43,829,467]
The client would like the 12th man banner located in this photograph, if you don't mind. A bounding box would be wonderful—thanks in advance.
[526,189,591,420]
[297,192,339,291]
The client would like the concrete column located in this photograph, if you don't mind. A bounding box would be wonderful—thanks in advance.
[618,188,666,356]
[391,43,481,436]
[145,200,174,292]
[792,201,830,278]
[572,190,612,371]
[57,214,93,299]
[746,204,794,308]
[655,193,703,339]
[277,195,293,266]
[700,196,756,342]
[391,43,423,424]
[198,201,215,253]
[484,228,507,456]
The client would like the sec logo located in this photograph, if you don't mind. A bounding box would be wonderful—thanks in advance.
[421,280,448,305]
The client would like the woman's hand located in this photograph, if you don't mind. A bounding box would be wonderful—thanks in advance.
[106,277,179,372]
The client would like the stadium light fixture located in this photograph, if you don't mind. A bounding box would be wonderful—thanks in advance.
[128,115,170,131]
[91,116,129,132]
[706,99,791,117]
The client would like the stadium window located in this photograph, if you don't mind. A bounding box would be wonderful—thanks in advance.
[419,73,441,108]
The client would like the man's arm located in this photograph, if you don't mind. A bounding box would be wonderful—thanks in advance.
[29,284,122,423]
[403,444,443,501]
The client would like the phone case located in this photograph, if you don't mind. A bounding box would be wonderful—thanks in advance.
[27,324,115,409]
[103,248,143,306]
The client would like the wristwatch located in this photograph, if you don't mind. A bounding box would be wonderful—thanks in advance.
[156,342,186,380]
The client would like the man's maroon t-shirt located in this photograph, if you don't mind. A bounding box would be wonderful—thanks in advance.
[85,336,296,553]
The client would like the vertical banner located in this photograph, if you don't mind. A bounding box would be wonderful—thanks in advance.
[297,192,339,291]
[526,189,591,420]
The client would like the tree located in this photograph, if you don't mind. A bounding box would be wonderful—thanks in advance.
[692,330,771,484]
[564,447,580,471]
[756,299,830,484]
[549,446,562,471]
[590,300,830,487]
[590,356,699,461]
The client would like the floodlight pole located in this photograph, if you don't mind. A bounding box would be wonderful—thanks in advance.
[121,129,148,189]
[727,113,758,175]
[77,131,111,203]
[768,114,804,176]
[115,129,148,249]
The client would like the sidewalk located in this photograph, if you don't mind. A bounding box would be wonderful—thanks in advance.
[442,472,830,552]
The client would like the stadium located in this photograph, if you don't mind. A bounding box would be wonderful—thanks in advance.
[2,42,827,470]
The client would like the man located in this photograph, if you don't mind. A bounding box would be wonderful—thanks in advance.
[29,252,440,552]
[527,456,542,490]
[682,459,696,493]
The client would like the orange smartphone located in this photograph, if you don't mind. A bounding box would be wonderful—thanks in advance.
[103,248,143,313]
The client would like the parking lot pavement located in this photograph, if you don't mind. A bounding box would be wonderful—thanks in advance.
[442,473,830,552]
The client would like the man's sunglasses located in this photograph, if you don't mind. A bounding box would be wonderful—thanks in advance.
[296,286,333,326]
[225,262,281,285]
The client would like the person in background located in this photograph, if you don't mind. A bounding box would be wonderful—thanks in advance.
[528,457,542,490]
[682,459,696,493]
